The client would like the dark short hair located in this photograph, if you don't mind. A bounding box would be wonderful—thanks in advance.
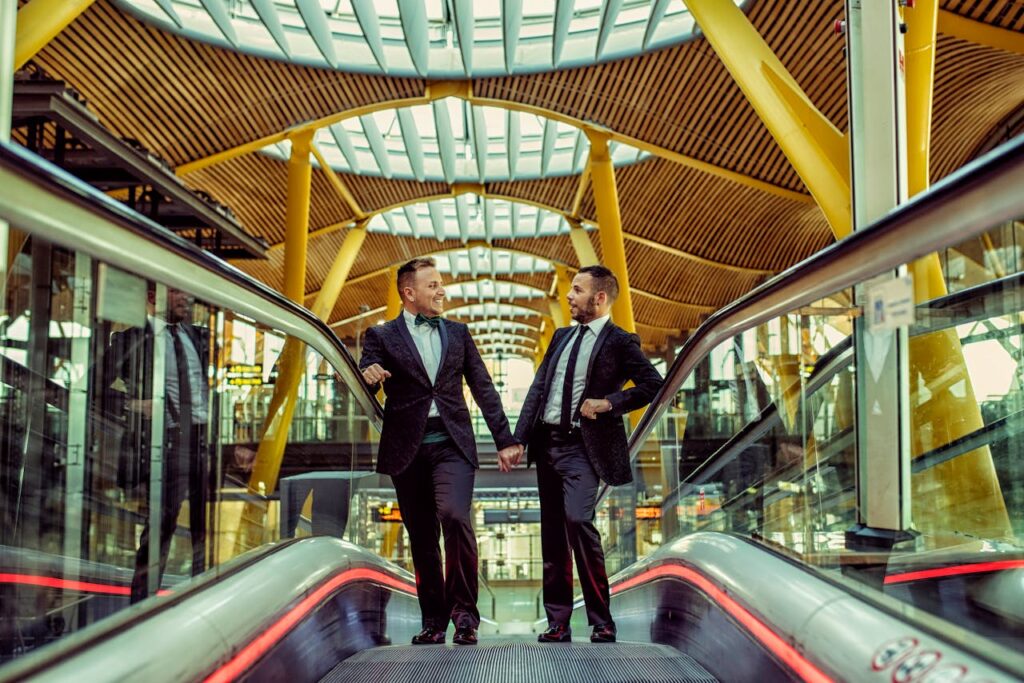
[397,257,437,292]
[578,265,619,301]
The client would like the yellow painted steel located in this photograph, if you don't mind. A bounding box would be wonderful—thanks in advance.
[567,217,599,268]
[587,132,636,333]
[310,143,366,219]
[535,317,555,371]
[235,131,317,553]
[571,166,592,217]
[385,266,402,320]
[14,0,95,70]
[684,0,851,237]
[311,220,369,320]
[554,264,572,324]
[547,297,565,328]
[283,131,314,302]
[904,1,1011,540]
[937,9,1024,56]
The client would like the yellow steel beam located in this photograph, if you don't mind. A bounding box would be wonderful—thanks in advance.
[177,83,811,204]
[535,317,555,371]
[567,217,599,268]
[14,0,95,70]
[937,9,1024,55]
[385,266,402,320]
[685,0,852,238]
[310,143,366,219]
[588,132,636,332]
[571,166,592,218]
[553,264,572,324]
[311,220,370,320]
[235,130,315,553]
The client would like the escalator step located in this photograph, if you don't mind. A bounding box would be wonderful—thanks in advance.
[322,639,718,683]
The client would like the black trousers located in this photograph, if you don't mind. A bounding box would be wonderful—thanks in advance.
[536,431,613,628]
[392,438,479,630]
[131,425,208,603]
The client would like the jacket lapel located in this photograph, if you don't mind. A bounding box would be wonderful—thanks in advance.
[437,317,450,375]
[392,314,430,382]
[582,321,616,397]
[543,327,574,390]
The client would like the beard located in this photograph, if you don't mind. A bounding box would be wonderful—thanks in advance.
[571,294,599,323]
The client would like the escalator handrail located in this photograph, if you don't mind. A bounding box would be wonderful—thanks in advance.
[626,134,1024,463]
[0,140,383,427]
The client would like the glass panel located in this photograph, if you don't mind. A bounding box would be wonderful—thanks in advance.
[0,228,377,665]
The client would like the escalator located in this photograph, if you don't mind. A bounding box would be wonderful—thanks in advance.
[1,129,1024,682]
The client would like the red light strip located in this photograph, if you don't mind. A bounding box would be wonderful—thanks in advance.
[611,564,833,683]
[883,559,1024,584]
[0,572,131,596]
[204,568,416,683]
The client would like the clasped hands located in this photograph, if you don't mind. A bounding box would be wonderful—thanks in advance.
[497,443,525,473]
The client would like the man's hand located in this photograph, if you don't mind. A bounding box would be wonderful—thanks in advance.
[361,363,391,385]
[580,398,612,420]
[497,443,524,472]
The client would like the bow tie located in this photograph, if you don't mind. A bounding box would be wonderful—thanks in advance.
[414,313,441,328]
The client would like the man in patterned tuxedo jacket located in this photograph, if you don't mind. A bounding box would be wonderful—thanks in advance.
[360,258,522,646]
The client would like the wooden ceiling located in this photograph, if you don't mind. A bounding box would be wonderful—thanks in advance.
[26,0,1024,355]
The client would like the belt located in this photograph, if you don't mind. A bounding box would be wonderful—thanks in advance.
[541,422,582,440]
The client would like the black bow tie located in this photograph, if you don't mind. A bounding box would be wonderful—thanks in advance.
[415,313,441,328]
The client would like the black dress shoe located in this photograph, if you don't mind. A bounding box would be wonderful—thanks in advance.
[590,623,617,643]
[411,627,446,644]
[537,625,572,643]
[453,627,478,645]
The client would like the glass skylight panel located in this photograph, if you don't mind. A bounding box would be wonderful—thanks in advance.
[117,0,741,78]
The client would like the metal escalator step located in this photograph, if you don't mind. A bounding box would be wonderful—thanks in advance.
[321,639,718,683]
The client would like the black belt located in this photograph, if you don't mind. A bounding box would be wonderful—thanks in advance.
[424,416,446,432]
[541,422,582,441]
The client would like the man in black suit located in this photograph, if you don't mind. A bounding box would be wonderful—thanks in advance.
[510,265,663,644]
[360,258,522,646]
[109,288,210,603]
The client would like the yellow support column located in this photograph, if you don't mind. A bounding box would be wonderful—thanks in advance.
[235,132,316,553]
[683,0,851,238]
[311,220,369,320]
[567,217,599,268]
[553,264,572,325]
[535,318,554,372]
[587,132,636,333]
[385,267,402,320]
[14,0,95,70]
[903,0,1010,539]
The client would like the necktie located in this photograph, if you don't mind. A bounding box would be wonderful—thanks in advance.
[168,324,193,439]
[415,313,441,328]
[560,325,588,428]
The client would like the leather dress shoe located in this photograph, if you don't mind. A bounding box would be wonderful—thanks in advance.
[453,627,478,645]
[411,627,446,644]
[537,625,572,643]
[590,623,617,643]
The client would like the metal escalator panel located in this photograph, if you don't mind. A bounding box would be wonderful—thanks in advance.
[323,640,717,683]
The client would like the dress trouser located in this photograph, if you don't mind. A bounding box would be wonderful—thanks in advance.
[536,431,613,628]
[131,424,208,603]
[392,438,479,630]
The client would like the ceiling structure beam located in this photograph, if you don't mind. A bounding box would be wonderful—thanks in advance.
[14,0,96,70]
[309,143,366,219]
[199,0,239,48]
[328,123,361,172]
[452,0,474,74]
[176,83,813,205]
[937,9,1024,56]
[295,0,337,67]
[502,0,523,73]
[553,0,575,67]
[399,0,430,76]
[507,110,521,179]
[433,100,457,183]
[396,108,426,181]
[359,114,393,178]
[250,0,291,58]
[643,0,672,51]
[596,0,624,59]
[350,0,388,70]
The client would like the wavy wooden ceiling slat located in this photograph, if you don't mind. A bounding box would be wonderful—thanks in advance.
[931,36,1024,180]
[942,0,1024,29]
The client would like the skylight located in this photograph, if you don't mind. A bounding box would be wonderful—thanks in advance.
[116,0,727,78]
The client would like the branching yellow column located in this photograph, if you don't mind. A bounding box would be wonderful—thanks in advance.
[684,0,851,237]
[235,132,316,553]
[567,217,599,268]
[385,267,402,320]
[535,318,554,371]
[587,132,636,333]
[904,0,1010,539]
[554,264,572,324]
[14,0,95,70]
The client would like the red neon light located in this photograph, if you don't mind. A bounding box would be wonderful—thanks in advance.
[883,559,1024,585]
[0,572,131,596]
[205,568,416,683]
[611,564,833,683]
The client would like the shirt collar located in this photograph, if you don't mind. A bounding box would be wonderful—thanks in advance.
[403,308,439,331]
[577,313,611,336]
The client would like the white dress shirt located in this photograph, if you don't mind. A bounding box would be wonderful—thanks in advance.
[403,309,442,418]
[542,314,611,427]
[152,317,208,425]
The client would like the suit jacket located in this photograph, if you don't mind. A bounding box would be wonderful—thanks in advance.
[361,314,516,476]
[514,321,663,486]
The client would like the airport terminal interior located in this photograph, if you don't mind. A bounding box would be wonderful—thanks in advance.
[0,0,1023,681]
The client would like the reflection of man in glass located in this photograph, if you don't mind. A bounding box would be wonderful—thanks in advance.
[109,288,210,603]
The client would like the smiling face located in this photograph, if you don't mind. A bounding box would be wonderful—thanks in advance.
[402,266,446,316]
[567,272,608,324]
